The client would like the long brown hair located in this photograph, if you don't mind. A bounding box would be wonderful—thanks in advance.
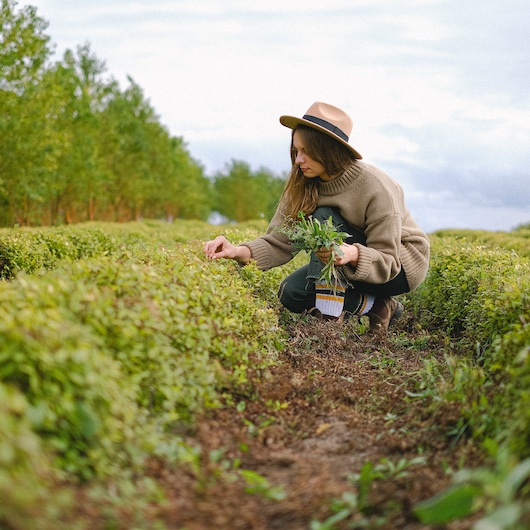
[280,125,358,219]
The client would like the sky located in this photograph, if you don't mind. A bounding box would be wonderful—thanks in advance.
[26,0,530,233]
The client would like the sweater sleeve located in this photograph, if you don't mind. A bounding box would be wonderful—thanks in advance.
[240,205,296,271]
[338,170,405,285]
[343,212,403,284]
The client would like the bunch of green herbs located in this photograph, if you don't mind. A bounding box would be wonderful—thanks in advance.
[280,212,351,287]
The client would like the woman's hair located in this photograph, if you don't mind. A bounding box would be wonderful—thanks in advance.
[280,125,358,219]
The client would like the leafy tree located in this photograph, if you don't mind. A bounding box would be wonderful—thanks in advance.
[99,78,211,222]
[46,43,110,223]
[98,77,155,220]
[214,160,285,222]
[164,137,212,221]
[254,166,286,220]
[0,0,50,92]
[0,0,53,225]
[0,1,275,227]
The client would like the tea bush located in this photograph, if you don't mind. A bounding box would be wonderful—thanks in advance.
[0,225,284,483]
[409,231,530,527]
[431,226,530,257]
[0,219,271,280]
[0,382,72,530]
[410,234,530,457]
[0,226,119,279]
[0,231,55,279]
[3,220,528,526]
[0,271,149,480]
[489,321,530,457]
[414,236,529,352]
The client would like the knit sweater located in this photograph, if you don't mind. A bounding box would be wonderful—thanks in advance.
[243,161,430,291]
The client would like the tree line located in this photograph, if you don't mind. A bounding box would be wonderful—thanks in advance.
[0,1,286,227]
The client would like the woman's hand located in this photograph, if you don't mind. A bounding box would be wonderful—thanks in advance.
[316,243,359,267]
[204,236,251,264]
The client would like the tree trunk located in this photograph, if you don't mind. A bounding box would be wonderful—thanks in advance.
[88,196,95,221]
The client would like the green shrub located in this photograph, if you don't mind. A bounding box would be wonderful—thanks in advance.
[0,220,270,280]
[0,226,119,279]
[431,228,530,257]
[410,235,530,457]
[414,237,529,353]
[0,382,71,530]
[0,235,284,480]
[0,272,148,480]
[0,232,55,279]
[489,321,530,458]
[39,226,117,260]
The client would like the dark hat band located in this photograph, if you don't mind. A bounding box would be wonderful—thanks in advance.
[302,114,349,142]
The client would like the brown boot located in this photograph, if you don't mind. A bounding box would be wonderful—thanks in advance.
[367,298,403,333]
[306,308,345,322]
[307,307,324,320]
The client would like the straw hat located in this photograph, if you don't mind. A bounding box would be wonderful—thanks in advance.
[279,101,362,159]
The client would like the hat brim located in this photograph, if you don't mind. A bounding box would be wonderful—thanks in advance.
[280,115,362,160]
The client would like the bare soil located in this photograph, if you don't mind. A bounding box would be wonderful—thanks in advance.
[80,310,485,529]
[151,311,484,529]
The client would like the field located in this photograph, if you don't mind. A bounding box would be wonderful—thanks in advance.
[0,220,529,529]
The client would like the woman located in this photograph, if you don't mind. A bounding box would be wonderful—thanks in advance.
[204,102,430,334]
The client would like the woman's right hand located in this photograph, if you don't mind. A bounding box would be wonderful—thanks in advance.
[204,236,251,264]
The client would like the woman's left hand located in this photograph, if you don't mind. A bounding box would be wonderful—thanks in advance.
[316,243,359,266]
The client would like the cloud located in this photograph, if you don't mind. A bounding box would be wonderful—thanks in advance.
[407,193,529,233]
[27,0,530,232]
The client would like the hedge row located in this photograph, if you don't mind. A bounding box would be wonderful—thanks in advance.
[0,220,255,280]
[0,223,286,527]
[2,220,528,525]
[431,224,530,258]
[0,226,118,279]
[411,235,530,457]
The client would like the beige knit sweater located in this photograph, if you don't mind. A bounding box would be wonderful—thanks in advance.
[243,161,430,291]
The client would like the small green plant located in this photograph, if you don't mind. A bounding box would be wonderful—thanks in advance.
[311,457,427,529]
[243,415,276,438]
[266,399,289,410]
[239,470,286,501]
[391,332,431,350]
[279,212,351,287]
[309,491,365,530]
[373,456,427,480]
[351,461,378,513]
[414,440,530,528]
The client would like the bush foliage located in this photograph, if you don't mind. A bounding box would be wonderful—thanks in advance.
[0,220,284,522]
[409,232,529,457]
[0,220,529,526]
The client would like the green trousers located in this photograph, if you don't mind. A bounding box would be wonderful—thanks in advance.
[278,207,410,314]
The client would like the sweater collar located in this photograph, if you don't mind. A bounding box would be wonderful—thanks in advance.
[318,161,364,196]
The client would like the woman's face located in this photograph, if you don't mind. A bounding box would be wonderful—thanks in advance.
[292,130,331,181]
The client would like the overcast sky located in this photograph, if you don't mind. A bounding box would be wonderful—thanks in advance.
[27,0,530,233]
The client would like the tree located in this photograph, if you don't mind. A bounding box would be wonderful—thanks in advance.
[99,78,211,222]
[98,77,155,220]
[253,166,286,220]
[48,44,109,223]
[0,1,280,227]
[214,160,285,222]
[0,0,54,225]
[162,137,212,221]
[0,0,51,93]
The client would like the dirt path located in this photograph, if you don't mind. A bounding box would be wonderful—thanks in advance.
[151,313,483,529]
